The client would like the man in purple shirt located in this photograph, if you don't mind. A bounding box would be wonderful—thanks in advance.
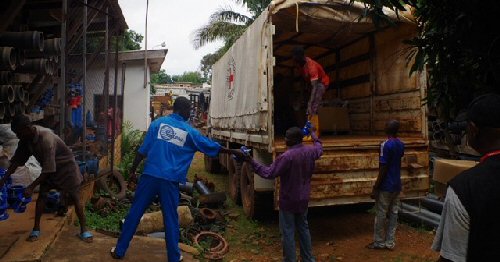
[244,126,322,262]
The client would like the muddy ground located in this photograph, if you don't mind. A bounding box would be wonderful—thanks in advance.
[188,153,439,262]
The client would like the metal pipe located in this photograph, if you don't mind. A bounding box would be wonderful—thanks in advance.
[14,102,25,115]
[82,0,88,163]
[17,58,49,74]
[194,180,211,195]
[421,197,444,215]
[111,33,119,171]
[0,85,15,103]
[179,182,194,195]
[399,211,439,228]
[401,203,442,222]
[0,71,12,84]
[0,102,5,120]
[16,49,25,67]
[103,7,109,152]
[7,102,15,117]
[0,47,17,71]
[0,31,44,51]
[13,85,24,101]
[144,0,149,89]
[22,89,29,106]
[59,0,67,136]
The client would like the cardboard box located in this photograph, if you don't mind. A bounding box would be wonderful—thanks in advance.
[433,159,478,184]
[318,106,350,132]
[433,182,447,198]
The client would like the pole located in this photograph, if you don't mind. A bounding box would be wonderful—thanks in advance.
[111,32,119,171]
[103,7,109,152]
[143,0,149,89]
[59,0,67,136]
[82,0,87,162]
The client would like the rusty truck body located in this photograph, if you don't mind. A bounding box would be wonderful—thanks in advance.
[206,0,429,217]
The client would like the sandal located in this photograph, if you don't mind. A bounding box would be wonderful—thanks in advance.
[110,247,123,259]
[365,242,385,250]
[27,230,40,242]
[78,231,94,243]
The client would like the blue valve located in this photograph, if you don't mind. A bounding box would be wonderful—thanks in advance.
[302,121,312,136]
[233,146,251,162]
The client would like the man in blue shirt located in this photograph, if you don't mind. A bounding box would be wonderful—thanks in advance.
[111,97,237,261]
[367,120,405,250]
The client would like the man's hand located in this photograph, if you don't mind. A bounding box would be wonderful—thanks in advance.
[24,185,34,198]
[231,149,251,162]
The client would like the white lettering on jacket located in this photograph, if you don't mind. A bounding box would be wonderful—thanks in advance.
[157,123,187,147]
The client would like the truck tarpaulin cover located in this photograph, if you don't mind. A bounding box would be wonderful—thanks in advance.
[210,11,271,132]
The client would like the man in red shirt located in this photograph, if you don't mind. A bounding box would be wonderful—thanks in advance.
[293,47,330,135]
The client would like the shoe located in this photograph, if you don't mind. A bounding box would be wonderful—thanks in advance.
[110,247,123,259]
[365,242,385,250]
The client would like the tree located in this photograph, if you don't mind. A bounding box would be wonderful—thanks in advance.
[193,0,272,84]
[174,71,205,85]
[120,30,144,51]
[150,69,173,85]
[200,49,226,84]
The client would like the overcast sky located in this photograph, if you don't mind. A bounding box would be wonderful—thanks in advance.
[118,0,249,75]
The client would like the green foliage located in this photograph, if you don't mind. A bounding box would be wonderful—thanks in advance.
[150,69,173,84]
[151,70,206,85]
[194,0,271,84]
[85,202,130,232]
[173,71,205,84]
[120,30,144,51]
[360,0,500,120]
[118,121,145,179]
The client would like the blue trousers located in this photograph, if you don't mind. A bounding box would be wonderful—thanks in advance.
[115,174,180,261]
[279,209,315,262]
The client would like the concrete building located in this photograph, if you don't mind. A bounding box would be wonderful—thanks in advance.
[85,49,168,131]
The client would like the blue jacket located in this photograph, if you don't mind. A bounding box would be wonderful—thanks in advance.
[138,113,221,183]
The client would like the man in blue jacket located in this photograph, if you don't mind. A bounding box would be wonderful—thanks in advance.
[111,97,237,261]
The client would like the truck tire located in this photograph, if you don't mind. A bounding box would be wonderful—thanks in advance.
[204,154,221,174]
[240,162,255,217]
[227,158,241,204]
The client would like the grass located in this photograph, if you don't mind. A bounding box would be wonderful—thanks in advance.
[85,202,130,233]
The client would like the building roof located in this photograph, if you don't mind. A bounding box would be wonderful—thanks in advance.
[118,49,169,72]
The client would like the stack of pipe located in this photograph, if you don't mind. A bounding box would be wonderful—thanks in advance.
[0,32,61,119]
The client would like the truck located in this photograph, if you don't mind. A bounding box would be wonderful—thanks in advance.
[206,0,429,218]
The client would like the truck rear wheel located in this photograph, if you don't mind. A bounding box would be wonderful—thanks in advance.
[204,154,220,174]
[240,162,255,217]
[228,158,241,204]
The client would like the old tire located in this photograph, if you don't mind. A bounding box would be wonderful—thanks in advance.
[95,169,126,200]
[240,162,256,217]
[228,158,241,205]
[204,154,220,174]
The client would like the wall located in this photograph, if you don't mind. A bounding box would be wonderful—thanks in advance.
[85,60,150,132]
[122,60,150,131]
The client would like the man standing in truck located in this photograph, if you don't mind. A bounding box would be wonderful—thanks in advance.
[367,120,404,250]
[432,94,500,261]
[293,46,330,136]
[242,126,322,262]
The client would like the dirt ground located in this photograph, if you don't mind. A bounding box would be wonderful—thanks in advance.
[189,153,440,262]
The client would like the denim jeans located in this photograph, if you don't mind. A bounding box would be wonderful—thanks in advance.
[373,191,400,248]
[279,209,315,262]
